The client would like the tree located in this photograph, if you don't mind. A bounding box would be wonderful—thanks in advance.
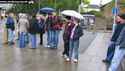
[9,0,80,14]
[82,0,90,4]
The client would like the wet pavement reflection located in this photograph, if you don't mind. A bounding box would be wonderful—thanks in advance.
[0,31,97,71]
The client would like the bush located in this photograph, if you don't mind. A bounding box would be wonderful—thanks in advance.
[87,11,103,17]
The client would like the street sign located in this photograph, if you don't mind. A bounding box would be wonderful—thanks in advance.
[112,7,119,15]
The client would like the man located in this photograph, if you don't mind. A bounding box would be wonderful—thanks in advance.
[6,13,15,45]
[108,14,125,71]
[103,14,125,65]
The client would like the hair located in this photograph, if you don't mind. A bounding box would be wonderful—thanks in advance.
[118,14,125,20]
[65,16,71,20]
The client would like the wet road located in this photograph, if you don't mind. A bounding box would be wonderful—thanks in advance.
[0,30,97,71]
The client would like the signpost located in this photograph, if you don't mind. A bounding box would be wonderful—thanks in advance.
[112,0,118,33]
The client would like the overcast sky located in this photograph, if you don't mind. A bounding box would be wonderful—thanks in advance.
[0,4,12,10]
[90,0,112,6]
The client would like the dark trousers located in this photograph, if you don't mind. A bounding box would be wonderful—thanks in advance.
[106,42,116,62]
[40,33,44,45]
[63,40,69,57]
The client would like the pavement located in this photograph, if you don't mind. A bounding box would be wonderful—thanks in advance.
[0,29,113,71]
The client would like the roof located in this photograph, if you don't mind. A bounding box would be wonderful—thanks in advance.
[88,5,100,9]
[90,0,112,7]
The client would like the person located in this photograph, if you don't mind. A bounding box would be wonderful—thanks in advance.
[18,14,29,48]
[66,17,83,63]
[45,13,54,48]
[28,15,40,49]
[50,14,63,49]
[103,14,125,65]
[62,16,71,58]
[39,15,45,45]
[5,13,15,45]
[108,16,125,71]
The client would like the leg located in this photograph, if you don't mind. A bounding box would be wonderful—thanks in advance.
[69,40,73,60]
[19,32,25,48]
[73,40,79,60]
[47,30,52,47]
[8,29,14,44]
[53,30,60,48]
[109,46,125,71]
[40,33,43,45]
[51,30,55,48]
[47,30,51,47]
[66,40,70,57]
[63,40,69,57]
[107,42,116,61]
[103,42,116,63]
[30,34,37,48]
[63,41,67,55]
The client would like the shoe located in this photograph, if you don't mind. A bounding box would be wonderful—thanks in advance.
[30,48,36,49]
[46,45,51,48]
[39,43,43,45]
[3,42,8,44]
[73,59,78,63]
[102,59,110,63]
[66,58,70,62]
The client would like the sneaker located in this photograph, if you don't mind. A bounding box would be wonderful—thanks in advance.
[45,45,51,48]
[102,59,110,63]
[73,59,78,63]
[66,58,70,62]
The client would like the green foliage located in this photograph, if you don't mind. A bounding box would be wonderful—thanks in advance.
[87,11,103,17]
[9,0,80,14]
[82,0,90,4]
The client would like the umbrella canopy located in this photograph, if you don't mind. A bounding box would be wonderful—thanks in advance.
[39,7,55,14]
[61,10,84,19]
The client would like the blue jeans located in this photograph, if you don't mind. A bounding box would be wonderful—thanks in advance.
[106,42,116,62]
[109,46,125,71]
[51,30,60,48]
[69,39,79,60]
[8,29,14,43]
[19,32,27,48]
[47,30,53,47]
[30,34,37,48]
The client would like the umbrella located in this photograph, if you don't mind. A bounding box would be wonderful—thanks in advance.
[61,10,84,19]
[39,7,55,14]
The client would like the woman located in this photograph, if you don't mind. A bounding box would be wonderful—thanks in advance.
[18,14,29,48]
[67,18,83,63]
[62,16,72,58]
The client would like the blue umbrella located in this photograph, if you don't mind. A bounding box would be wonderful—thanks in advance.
[39,7,55,14]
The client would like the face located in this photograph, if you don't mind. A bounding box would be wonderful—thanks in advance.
[36,16,41,20]
[116,16,125,23]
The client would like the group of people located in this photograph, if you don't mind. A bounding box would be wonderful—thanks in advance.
[0,12,83,63]
[102,14,125,71]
